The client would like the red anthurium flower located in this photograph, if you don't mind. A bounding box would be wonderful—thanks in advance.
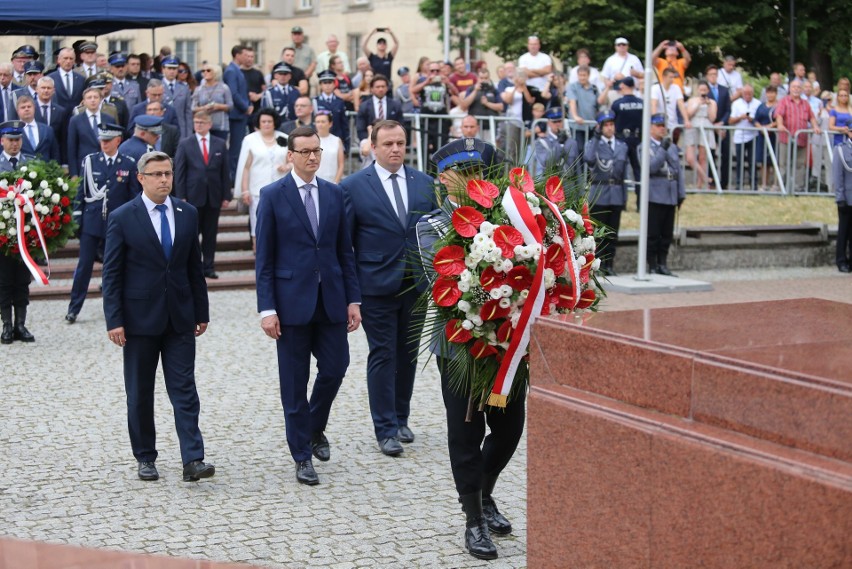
[451,206,485,237]
[535,214,547,237]
[581,202,594,234]
[553,283,574,309]
[432,245,467,276]
[479,266,507,291]
[480,299,511,321]
[493,225,523,258]
[445,319,473,344]
[546,243,566,276]
[432,277,462,307]
[545,176,565,203]
[497,320,514,344]
[567,224,576,241]
[576,289,597,309]
[466,179,500,208]
[470,339,498,359]
[509,167,534,193]
[506,265,533,291]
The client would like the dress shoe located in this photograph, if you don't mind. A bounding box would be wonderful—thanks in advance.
[65,312,77,324]
[311,432,330,462]
[656,265,678,277]
[13,323,34,342]
[482,496,512,535]
[460,491,497,560]
[397,425,415,443]
[839,264,851,273]
[296,459,319,485]
[204,271,219,279]
[137,461,159,481]
[378,437,404,456]
[182,460,215,481]
[1,322,13,344]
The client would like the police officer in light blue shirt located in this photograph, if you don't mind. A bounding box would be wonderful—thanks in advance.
[119,114,162,163]
[832,128,852,272]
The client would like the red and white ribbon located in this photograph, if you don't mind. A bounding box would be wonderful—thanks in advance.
[537,192,580,309]
[0,179,50,285]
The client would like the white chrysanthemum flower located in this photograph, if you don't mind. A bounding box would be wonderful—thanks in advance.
[513,244,524,257]
[466,311,478,321]
[525,193,540,205]
[471,315,484,326]
[56,177,64,184]
[29,171,37,179]
[519,289,529,299]
[51,193,60,203]
[544,268,556,288]
[500,284,513,298]
[479,221,495,236]
[459,269,472,284]
[592,258,601,270]
[461,319,474,331]
[465,257,479,269]
[25,190,34,198]
[23,204,31,213]
[491,260,504,273]
[486,331,498,343]
[576,255,586,267]
[501,259,513,272]
[62,184,69,191]
[552,235,564,246]
[458,281,470,293]
[19,166,27,172]
[499,298,511,309]
[487,249,504,263]
[457,300,471,313]
[510,311,521,328]
[0,221,4,229]
[8,227,16,236]
[531,206,542,215]
[533,253,540,262]
[1,210,10,219]
[23,224,31,232]
[473,234,488,246]
[489,288,502,300]
[40,181,50,190]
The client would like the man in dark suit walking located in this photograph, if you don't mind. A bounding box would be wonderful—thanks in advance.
[174,112,231,278]
[101,150,215,482]
[48,48,85,111]
[255,126,362,486]
[341,120,436,456]
[355,74,403,142]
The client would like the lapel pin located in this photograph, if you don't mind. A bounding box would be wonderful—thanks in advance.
[176,207,183,212]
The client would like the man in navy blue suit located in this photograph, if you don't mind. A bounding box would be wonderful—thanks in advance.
[255,126,362,486]
[706,64,732,189]
[174,112,232,278]
[15,95,60,162]
[67,85,107,177]
[224,45,253,179]
[341,120,436,456]
[127,79,180,133]
[101,151,215,483]
[33,77,68,164]
[47,48,85,111]
[356,74,403,142]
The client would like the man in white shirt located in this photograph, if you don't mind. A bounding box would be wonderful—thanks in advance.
[729,85,761,190]
[719,55,744,102]
[651,68,690,135]
[517,35,552,92]
[316,34,351,74]
[601,37,644,84]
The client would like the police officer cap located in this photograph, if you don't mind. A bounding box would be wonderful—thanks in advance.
[431,137,504,173]
[0,121,25,139]
[620,76,635,88]
[596,111,616,125]
[272,62,292,75]
[24,61,45,74]
[650,113,666,126]
[161,56,180,68]
[78,41,98,52]
[317,69,336,82]
[291,26,304,33]
[12,44,39,60]
[84,76,107,90]
[544,107,564,120]
[98,122,124,140]
[108,53,128,66]
[98,71,114,83]
[136,115,164,134]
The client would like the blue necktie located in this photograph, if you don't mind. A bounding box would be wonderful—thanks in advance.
[90,114,98,138]
[155,204,172,260]
[303,185,318,238]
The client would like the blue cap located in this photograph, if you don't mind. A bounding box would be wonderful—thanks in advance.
[596,111,616,125]
[98,122,124,140]
[544,107,564,120]
[161,56,180,67]
[317,69,336,82]
[397,66,410,76]
[272,62,292,75]
[431,137,504,173]
[24,61,45,74]
[135,115,164,134]
[108,53,128,66]
[0,120,25,138]
[620,76,635,88]
[650,113,666,126]
[12,45,39,60]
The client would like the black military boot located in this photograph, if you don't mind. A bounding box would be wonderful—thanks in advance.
[481,474,512,535]
[656,254,677,277]
[1,306,13,344]
[13,306,35,342]
[459,491,498,560]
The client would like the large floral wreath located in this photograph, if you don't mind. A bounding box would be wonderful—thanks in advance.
[0,160,78,284]
[420,167,604,409]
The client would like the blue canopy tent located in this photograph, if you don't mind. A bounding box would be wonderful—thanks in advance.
[0,0,221,36]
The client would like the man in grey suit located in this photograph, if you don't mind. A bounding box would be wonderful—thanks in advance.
[160,57,193,138]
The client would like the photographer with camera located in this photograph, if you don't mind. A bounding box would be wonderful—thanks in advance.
[640,113,685,276]
[653,40,691,94]
[684,80,718,189]
[460,67,504,137]
[729,84,761,190]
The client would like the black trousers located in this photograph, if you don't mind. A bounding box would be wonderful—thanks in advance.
[196,204,221,274]
[837,204,852,267]
[590,204,623,264]
[735,141,757,190]
[618,135,642,200]
[437,356,526,496]
[68,232,102,315]
[647,202,677,266]
[0,254,31,310]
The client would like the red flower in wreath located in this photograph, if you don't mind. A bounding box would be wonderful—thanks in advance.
[60,196,70,207]
[479,266,506,291]
[480,299,511,321]
[493,225,523,258]
[445,319,473,344]
[451,206,485,237]
[581,202,594,235]
[509,167,534,193]
[553,283,575,309]
[496,320,514,344]
[432,245,466,276]
[432,277,462,307]
[506,265,533,291]
[545,176,565,203]
[545,243,566,276]
[576,289,597,309]
[466,179,500,208]
[62,214,71,224]
[470,339,498,359]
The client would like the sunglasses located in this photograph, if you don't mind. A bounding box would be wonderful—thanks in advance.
[202,69,213,72]
[429,69,440,74]
[178,69,189,74]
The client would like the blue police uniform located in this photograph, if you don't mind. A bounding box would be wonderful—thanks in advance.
[314,70,351,152]
[832,137,852,271]
[611,78,644,206]
[534,109,579,177]
[118,115,162,163]
[261,64,300,123]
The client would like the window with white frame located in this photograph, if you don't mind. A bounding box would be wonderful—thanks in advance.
[108,39,132,55]
[235,0,264,9]
[299,0,313,9]
[174,40,198,71]
[348,34,362,64]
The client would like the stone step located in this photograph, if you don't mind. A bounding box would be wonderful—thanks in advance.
[50,232,253,259]
[31,274,256,300]
[45,253,257,280]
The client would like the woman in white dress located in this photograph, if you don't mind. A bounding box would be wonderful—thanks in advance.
[684,80,717,189]
[234,108,291,252]
[315,111,345,183]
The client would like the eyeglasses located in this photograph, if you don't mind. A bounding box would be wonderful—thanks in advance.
[202,68,213,73]
[428,69,440,74]
[291,148,323,157]
[178,69,188,74]
[142,171,174,178]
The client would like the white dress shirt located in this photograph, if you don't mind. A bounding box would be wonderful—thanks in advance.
[196,132,209,157]
[291,171,320,225]
[23,120,39,147]
[372,161,408,217]
[372,96,387,121]
[141,192,175,246]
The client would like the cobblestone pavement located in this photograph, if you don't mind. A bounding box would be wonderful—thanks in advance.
[1,291,527,569]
